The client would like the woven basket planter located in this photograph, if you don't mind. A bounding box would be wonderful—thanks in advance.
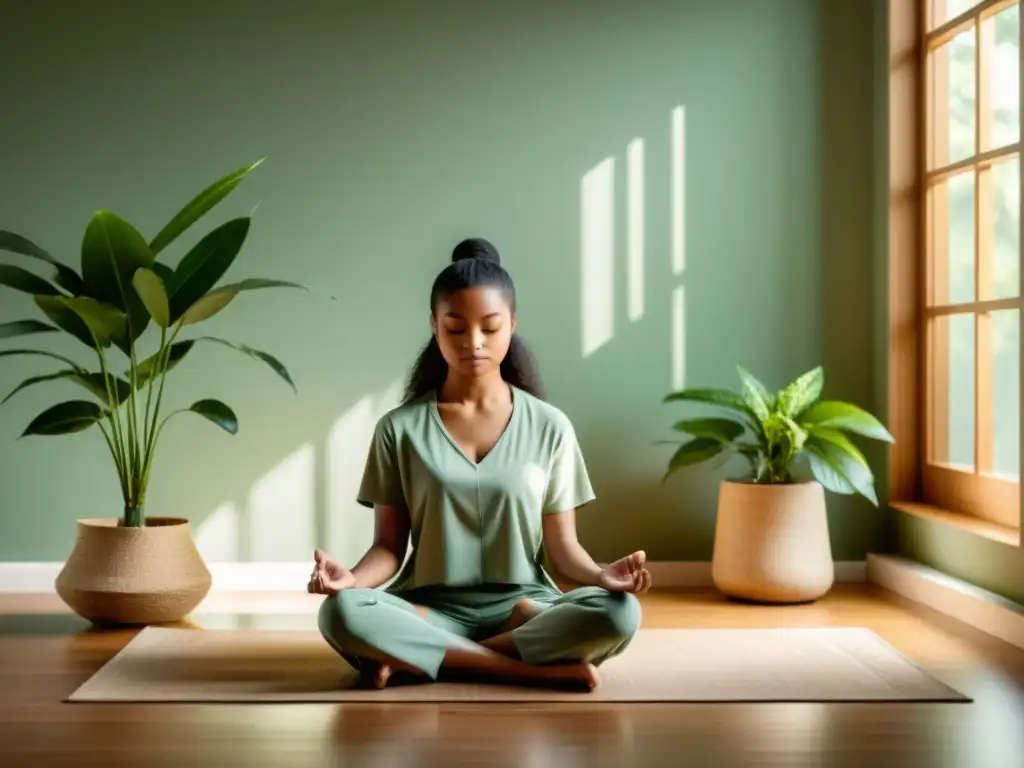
[55,517,212,625]
[711,480,834,604]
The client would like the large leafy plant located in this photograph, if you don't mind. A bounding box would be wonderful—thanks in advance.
[662,365,894,505]
[0,159,311,527]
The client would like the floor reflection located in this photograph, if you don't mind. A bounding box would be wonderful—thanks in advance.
[329,704,636,768]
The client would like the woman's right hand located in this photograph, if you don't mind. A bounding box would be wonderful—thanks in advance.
[307,549,358,595]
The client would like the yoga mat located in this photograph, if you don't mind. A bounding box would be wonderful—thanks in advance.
[66,626,970,703]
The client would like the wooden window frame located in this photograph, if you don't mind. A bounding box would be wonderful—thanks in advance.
[888,0,1023,545]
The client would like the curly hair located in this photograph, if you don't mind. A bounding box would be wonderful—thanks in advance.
[402,238,545,404]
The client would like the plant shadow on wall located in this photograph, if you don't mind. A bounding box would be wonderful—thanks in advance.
[0,160,336,624]
[192,378,408,586]
[660,365,893,603]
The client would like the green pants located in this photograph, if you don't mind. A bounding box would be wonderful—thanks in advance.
[317,582,642,680]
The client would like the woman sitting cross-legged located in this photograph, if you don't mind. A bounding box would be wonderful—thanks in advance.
[308,238,651,691]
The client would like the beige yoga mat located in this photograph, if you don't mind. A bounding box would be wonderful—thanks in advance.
[66,626,970,703]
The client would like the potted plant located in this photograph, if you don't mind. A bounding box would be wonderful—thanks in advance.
[0,159,315,625]
[662,365,893,603]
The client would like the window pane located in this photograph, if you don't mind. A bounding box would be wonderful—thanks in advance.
[930,313,976,470]
[991,309,1020,480]
[985,4,1020,150]
[934,0,983,28]
[930,170,976,304]
[930,28,976,168]
[992,157,1021,300]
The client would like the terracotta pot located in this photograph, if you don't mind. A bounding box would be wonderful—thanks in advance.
[711,480,834,604]
[55,517,212,625]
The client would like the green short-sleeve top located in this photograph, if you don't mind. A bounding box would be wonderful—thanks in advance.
[356,385,595,592]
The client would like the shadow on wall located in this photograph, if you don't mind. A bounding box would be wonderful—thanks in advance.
[0,0,877,564]
[194,103,708,568]
[194,379,406,571]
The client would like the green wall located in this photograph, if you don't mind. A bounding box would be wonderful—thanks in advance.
[0,0,881,567]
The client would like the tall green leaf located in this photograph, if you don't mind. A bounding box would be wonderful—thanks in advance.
[805,438,878,505]
[0,230,86,294]
[0,348,85,371]
[2,369,131,406]
[0,320,58,340]
[196,336,295,391]
[178,278,310,326]
[132,268,170,328]
[20,400,107,436]
[151,262,175,287]
[177,290,234,326]
[3,371,79,405]
[35,296,126,348]
[800,400,895,443]
[167,217,251,322]
[663,437,726,481]
[189,398,238,434]
[32,297,98,348]
[149,158,264,256]
[132,336,294,391]
[671,417,745,443]
[0,264,61,296]
[73,372,132,404]
[736,365,772,423]
[134,340,194,387]
[777,366,824,417]
[80,211,155,343]
[162,398,239,436]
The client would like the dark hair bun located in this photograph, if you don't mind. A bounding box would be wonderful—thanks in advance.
[451,237,501,266]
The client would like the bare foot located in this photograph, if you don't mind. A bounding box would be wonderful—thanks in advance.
[508,599,543,629]
[479,600,545,659]
[354,661,397,690]
[539,662,600,691]
[374,663,392,689]
[356,660,428,690]
[493,599,543,634]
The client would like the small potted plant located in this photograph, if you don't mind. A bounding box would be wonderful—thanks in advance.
[662,365,893,603]
[0,159,318,625]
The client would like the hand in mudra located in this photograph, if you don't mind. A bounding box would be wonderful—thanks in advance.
[307,549,357,595]
[598,550,651,593]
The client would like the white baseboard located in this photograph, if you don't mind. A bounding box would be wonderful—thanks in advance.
[866,553,1024,651]
[0,560,867,593]
[642,560,866,587]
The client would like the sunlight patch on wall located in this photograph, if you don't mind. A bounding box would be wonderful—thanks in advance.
[672,285,686,391]
[627,137,645,323]
[672,106,686,277]
[326,380,409,569]
[580,156,616,358]
[193,501,240,562]
[376,378,404,415]
[325,395,377,569]
[248,442,316,561]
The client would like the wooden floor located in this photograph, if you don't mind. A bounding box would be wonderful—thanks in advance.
[2,583,1023,768]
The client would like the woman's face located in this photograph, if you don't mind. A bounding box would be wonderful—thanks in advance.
[432,286,516,379]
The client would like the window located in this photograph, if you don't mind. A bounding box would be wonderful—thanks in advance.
[889,0,1022,540]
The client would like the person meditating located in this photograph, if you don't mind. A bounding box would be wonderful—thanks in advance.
[308,238,651,691]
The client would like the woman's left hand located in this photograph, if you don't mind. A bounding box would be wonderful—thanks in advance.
[597,550,651,593]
